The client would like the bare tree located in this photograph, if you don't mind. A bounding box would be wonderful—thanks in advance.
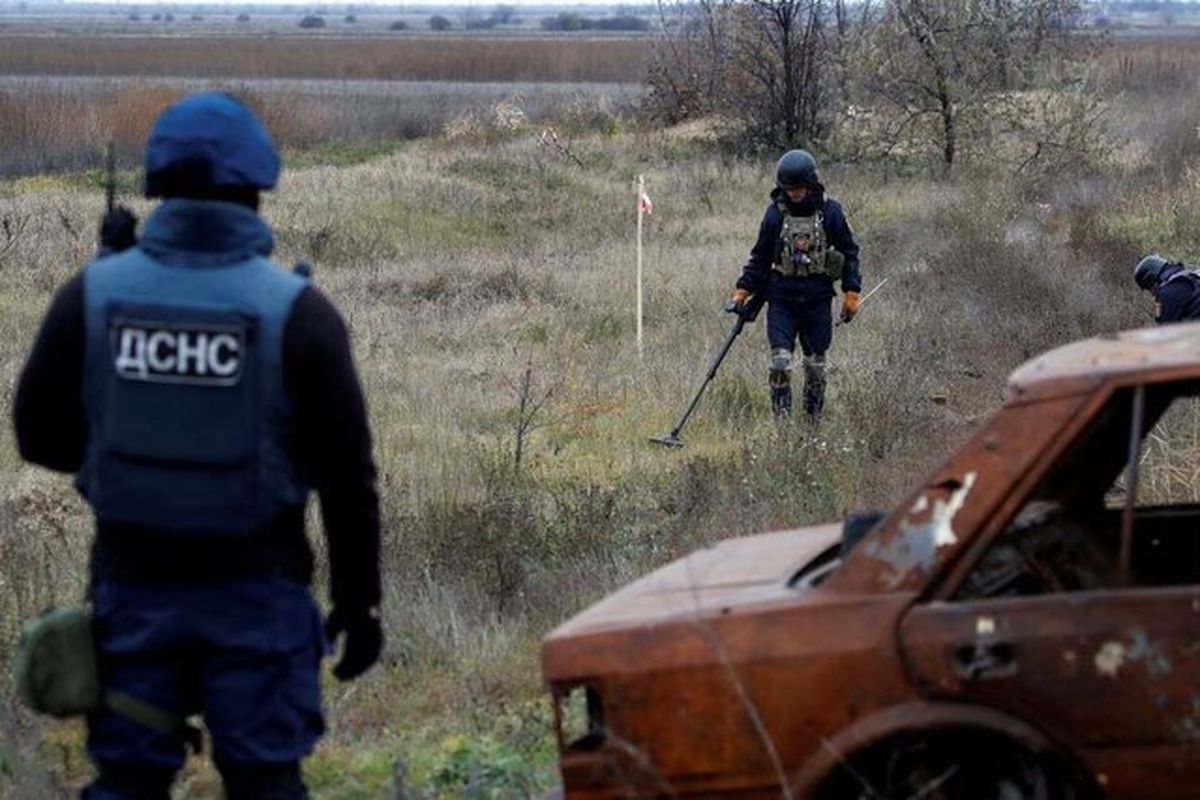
[731,0,833,149]
[857,0,1083,174]
[647,0,843,151]
[646,0,737,124]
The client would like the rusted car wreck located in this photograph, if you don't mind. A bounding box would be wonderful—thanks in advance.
[542,323,1200,799]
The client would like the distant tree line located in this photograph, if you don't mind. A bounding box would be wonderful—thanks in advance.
[540,12,649,31]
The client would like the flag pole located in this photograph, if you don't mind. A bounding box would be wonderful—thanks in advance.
[636,174,645,361]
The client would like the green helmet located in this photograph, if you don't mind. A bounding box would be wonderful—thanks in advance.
[1134,254,1170,290]
[776,149,819,190]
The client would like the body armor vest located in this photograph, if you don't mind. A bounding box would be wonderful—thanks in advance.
[1162,269,1200,289]
[78,248,309,537]
[773,203,844,280]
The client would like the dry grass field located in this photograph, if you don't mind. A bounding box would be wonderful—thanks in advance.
[1,30,1200,798]
[0,76,641,176]
[0,35,651,82]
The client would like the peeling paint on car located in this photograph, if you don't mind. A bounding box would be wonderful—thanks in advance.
[1095,641,1127,678]
[928,472,978,548]
[867,472,980,589]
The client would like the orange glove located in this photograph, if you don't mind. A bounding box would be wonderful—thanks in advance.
[841,291,861,323]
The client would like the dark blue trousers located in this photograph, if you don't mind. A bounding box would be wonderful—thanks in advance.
[83,575,326,799]
[765,297,832,417]
[766,296,833,356]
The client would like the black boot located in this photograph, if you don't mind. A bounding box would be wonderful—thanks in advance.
[802,355,826,421]
[769,369,792,417]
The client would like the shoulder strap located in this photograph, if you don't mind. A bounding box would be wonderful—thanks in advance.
[1163,269,1200,287]
[105,689,204,754]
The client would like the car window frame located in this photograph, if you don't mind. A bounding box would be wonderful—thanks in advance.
[924,374,1200,604]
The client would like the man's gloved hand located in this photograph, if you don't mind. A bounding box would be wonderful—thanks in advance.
[99,205,138,253]
[727,288,751,314]
[325,606,383,681]
[840,291,861,323]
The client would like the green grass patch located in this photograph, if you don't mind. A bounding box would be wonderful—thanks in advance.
[284,139,407,170]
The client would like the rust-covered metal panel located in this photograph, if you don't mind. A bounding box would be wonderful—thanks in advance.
[1007,322,1200,400]
[830,392,1092,596]
[546,591,919,797]
[900,589,1200,798]
[542,323,1200,798]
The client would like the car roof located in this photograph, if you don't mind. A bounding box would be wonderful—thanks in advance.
[1007,321,1200,400]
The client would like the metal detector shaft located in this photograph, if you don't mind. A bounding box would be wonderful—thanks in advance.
[656,315,747,444]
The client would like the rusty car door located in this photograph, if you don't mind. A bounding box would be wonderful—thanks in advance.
[899,587,1200,798]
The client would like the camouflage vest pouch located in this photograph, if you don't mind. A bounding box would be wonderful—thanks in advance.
[775,209,843,280]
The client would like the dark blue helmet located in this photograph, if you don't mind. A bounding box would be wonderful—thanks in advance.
[1134,254,1170,290]
[144,92,280,198]
[776,149,819,190]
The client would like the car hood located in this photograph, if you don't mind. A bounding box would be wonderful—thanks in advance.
[545,524,841,642]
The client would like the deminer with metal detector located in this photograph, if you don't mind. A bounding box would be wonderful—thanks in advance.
[651,149,864,447]
[730,149,862,420]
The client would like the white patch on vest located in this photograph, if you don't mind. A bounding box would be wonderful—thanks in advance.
[112,320,244,386]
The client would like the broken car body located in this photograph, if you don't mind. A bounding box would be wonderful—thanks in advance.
[542,323,1200,799]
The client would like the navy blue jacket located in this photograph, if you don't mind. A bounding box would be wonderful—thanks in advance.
[736,186,862,303]
[1155,264,1200,324]
[13,201,381,613]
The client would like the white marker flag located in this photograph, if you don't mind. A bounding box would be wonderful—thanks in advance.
[636,176,650,359]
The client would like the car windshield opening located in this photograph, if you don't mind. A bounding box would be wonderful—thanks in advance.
[958,380,1200,600]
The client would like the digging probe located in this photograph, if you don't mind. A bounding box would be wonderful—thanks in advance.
[835,277,889,326]
[650,294,762,448]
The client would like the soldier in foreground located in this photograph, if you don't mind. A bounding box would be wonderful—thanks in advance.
[1134,253,1200,324]
[729,149,862,419]
[13,93,382,799]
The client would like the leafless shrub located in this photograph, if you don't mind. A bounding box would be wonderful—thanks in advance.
[0,211,30,268]
[537,126,586,167]
[508,360,562,472]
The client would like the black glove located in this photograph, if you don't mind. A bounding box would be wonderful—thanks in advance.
[99,205,138,253]
[325,606,383,681]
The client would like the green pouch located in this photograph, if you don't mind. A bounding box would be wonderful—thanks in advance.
[14,606,100,718]
[823,250,845,281]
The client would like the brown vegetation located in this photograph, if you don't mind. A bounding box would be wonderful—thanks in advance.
[1095,34,1200,93]
[0,35,651,82]
[0,79,639,176]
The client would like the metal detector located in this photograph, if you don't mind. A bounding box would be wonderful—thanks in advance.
[650,296,762,448]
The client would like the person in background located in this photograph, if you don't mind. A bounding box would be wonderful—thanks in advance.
[729,149,863,419]
[1134,253,1200,324]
